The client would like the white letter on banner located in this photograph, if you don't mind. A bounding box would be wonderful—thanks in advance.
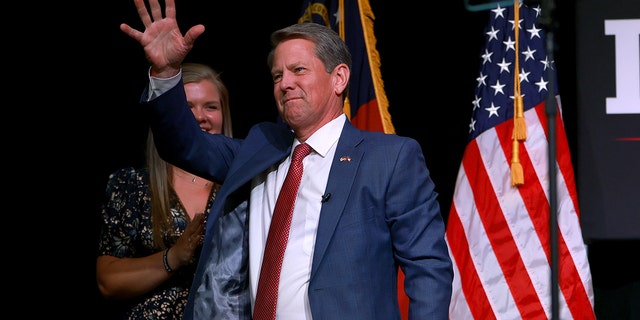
[604,19,640,114]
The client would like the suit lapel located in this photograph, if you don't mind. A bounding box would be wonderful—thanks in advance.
[310,122,364,279]
[199,123,294,280]
[220,123,295,199]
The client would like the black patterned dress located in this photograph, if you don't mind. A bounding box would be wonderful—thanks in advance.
[97,167,215,320]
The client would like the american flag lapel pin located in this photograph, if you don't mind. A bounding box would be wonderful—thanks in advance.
[339,156,351,162]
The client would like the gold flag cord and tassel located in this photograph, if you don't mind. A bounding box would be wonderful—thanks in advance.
[511,0,526,186]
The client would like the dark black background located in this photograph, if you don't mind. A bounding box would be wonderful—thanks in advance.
[54,0,635,317]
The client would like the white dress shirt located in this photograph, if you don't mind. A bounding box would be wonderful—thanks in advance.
[249,115,344,319]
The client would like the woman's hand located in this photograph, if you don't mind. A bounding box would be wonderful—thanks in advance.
[167,212,206,270]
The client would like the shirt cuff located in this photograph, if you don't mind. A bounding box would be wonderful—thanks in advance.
[146,66,182,101]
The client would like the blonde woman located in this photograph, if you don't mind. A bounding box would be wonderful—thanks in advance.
[96,63,233,319]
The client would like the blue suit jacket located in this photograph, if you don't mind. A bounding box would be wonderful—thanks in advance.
[144,83,453,320]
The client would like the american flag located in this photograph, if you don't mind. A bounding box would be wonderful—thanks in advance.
[445,3,596,319]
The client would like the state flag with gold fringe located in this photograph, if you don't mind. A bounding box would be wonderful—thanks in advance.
[298,0,395,134]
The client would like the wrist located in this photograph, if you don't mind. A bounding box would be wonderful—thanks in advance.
[150,66,181,79]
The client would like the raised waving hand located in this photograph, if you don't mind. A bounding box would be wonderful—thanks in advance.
[120,0,205,78]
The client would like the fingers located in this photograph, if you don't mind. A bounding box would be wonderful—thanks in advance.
[119,23,142,42]
[123,0,200,70]
[184,213,206,240]
[170,214,207,268]
[164,0,176,19]
[184,24,206,48]
[191,214,206,246]
[133,0,152,27]
[122,0,152,42]
[147,0,163,23]
[187,234,205,246]
[191,212,206,228]
[194,218,206,237]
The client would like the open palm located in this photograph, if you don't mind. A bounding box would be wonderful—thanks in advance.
[120,0,205,77]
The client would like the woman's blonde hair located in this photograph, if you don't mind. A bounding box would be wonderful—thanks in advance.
[147,63,233,248]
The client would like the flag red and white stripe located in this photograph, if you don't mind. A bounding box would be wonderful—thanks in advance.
[445,3,595,319]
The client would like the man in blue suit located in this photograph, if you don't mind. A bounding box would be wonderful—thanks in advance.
[120,0,453,319]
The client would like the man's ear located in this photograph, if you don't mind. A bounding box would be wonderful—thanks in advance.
[333,63,350,96]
